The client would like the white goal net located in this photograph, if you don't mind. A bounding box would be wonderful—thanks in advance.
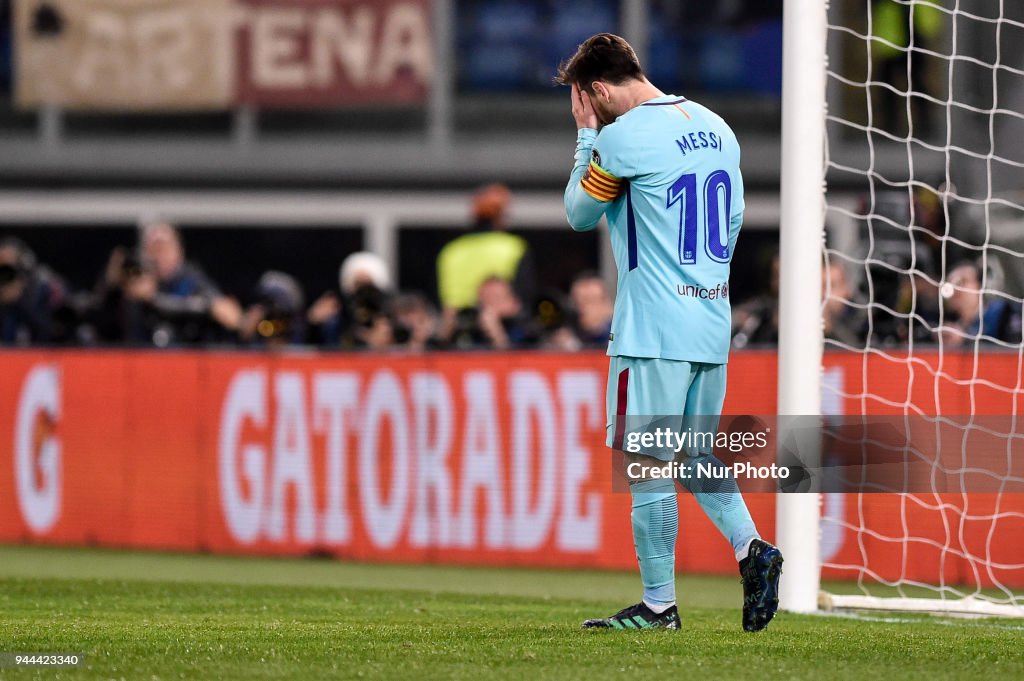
[809,0,1024,616]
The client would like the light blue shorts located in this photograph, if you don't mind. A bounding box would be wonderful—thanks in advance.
[605,355,727,459]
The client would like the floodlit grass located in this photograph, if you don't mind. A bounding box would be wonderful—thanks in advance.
[0,545,1021,680]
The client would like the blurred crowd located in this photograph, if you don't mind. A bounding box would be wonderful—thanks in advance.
[731,189,1024,350]
[730,254,1022,350]
[2,184,1020,352]
[0,185,614,352]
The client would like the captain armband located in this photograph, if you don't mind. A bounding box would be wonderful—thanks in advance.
[580,161,623,202]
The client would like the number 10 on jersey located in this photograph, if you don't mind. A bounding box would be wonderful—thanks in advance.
[667,170,732,266]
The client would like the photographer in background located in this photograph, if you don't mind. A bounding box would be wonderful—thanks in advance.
[938,260,1022,347]
[308,251,395,349]
[239,271,307,348]
[568,271,613,348]
[391,292,441,352]
[342,283,394,350]
[0,237,67,345]
[449,276,533,350]
[822,261,866,348]
[92,222,241,346]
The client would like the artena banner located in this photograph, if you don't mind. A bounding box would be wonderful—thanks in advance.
[14,0,433,110]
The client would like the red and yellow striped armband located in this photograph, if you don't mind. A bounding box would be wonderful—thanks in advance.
[581,161,623,202]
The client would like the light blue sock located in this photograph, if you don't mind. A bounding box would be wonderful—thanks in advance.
[629,477,678,609]
[679,454,759,561]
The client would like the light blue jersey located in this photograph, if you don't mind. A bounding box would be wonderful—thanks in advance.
[565,95,744,364]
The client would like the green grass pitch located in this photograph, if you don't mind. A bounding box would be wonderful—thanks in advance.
[1,545,1022,680]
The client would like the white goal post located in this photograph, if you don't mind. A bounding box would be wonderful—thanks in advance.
[777,0,1024,618]
[775,0,827,615]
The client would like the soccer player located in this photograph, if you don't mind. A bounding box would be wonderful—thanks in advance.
[557,34,783,632]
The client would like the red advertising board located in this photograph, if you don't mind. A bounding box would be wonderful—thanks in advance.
[0,349,1021,588]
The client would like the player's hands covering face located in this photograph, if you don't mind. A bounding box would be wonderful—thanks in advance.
[571,83,599,130]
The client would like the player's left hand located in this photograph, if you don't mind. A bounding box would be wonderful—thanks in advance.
[571,83,599,130]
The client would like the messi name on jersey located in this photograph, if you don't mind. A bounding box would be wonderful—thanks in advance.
[675,130,723,156]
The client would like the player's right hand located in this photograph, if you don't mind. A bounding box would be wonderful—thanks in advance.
[571,83,599,130]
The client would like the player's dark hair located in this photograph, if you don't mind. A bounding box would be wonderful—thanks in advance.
[554,33,644,92]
